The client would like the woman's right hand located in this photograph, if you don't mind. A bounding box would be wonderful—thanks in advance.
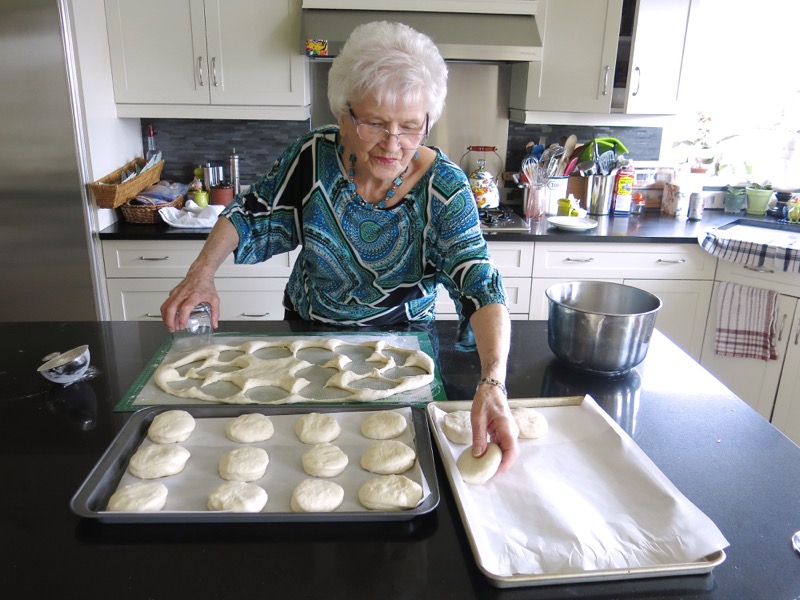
[160,273,220,332]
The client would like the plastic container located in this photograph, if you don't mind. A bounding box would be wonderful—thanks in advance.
[612,161,635,214]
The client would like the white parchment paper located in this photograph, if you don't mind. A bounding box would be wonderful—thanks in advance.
[430,396,729,578]
[106,407,430,513]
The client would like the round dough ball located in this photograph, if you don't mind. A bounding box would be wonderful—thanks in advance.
[218,447,269,482]
[358,475,423,511]
[360,411,408,440]
[295,412,341,444]
[457,443,502,485]
[128,444,190,479]
[360,440,416,475]
[302,442,349,477]
[147,410,196,444]
[291,479,345,513]
[207,481,268,512]
[107,482,168,512]
[512,407,549,439]
[442,410,472,445]
[225,413,275,443]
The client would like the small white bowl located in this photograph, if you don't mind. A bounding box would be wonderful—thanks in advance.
[37,345,90,385]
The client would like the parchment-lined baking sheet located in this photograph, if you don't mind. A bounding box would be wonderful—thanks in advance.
[72,405,438,523]
[427,396,728,587]
[114,332,446,412]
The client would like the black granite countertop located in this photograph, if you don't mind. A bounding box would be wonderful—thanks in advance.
[98,210,770,244]
[4,320,800,599]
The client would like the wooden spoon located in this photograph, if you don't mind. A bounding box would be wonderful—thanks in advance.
[557,134,577,176]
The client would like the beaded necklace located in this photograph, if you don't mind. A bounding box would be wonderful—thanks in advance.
[341,148,408,210]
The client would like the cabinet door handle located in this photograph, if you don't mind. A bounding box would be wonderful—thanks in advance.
[211,57,219,87]
[602,65,610,96]
[241,312,270,318]
[139,256,170,261]
[744,265,775,274]
[656,258,686,264]
[777,313,788,341]
[197,56,205,86]
[632,66,641,97]
[794,318,800,346]
[565,257,594,263]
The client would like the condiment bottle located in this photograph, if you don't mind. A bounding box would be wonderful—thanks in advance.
[145,124,159,161]
[612,159,635,214]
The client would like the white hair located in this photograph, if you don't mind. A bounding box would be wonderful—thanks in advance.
[327,21,448,125]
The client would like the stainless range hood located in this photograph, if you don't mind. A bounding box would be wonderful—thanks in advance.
[301,6,543,63]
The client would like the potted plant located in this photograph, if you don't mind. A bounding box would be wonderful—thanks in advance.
[745,182,774,216]
[723,185,747,214]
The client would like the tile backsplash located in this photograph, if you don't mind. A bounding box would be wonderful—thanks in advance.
[144,119,311,186]
[146,118,662,189]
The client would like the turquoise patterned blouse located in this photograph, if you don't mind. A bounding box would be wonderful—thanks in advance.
[221,126,507,326]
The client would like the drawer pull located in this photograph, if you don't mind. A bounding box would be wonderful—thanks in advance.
[743,265,774,274]
[145,313,162,319]
[564,257,594,263]
[778,313,788,342]
[139,256,170,261]
[656,258,686,264]
[241,312,270,318]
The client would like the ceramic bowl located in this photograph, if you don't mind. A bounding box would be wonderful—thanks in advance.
[37,345,90,385]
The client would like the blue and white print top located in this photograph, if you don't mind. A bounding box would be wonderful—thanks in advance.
[221,126,507,326]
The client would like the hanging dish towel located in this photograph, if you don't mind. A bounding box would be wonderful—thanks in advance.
[715,282,778,361]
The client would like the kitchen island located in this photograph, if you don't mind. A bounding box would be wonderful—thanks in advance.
[3,320,800,599]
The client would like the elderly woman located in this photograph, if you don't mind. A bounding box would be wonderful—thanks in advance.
[161,21,518,472]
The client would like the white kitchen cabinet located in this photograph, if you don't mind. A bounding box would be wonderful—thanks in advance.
[510,0,622,113]
[104,0,309,119]
[529,242,715,360]
[107,278,288,322]
[102,240,296,321]
[699,258,800,445]
[509,0,690,116]
[435,242,534,318]
[301,0,538,14]
[615,0,692,115]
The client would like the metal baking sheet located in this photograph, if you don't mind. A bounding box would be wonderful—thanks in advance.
[72,404,438,523]
[113,332,446,412]
[427,397,726,588]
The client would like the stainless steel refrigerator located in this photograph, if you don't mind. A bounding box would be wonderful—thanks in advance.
[0,0,100,320]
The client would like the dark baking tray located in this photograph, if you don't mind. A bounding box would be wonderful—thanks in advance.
[71,404,438,523]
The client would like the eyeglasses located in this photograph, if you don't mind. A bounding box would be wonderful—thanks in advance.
[349,109,429,149]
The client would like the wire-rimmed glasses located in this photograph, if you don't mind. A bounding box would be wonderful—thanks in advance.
[349,109,428,149]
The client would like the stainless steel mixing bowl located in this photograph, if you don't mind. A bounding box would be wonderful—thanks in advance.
[545,281,661,377]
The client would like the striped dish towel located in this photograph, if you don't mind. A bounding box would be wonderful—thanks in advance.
[715,282,778,361]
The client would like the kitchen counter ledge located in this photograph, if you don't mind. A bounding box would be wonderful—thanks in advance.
[99,210,765,244]
[4,320,800,599]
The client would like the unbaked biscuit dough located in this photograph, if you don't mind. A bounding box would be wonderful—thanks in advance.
[225,413,275,443]
[360,411,408,440]
[291,479,345,513]
[207,481,268,512]
[295,412,341,444]
[218,447,269,482]
[128,444,191,479]
[147,409,196,444]
[153,338,435,404]
[441,410,473,445]
[301,442,349,477]
[358,475,423,510]
[511,407,549,439]
[360,440,416,475]
[107,482,168,512]
[457,443,502,484]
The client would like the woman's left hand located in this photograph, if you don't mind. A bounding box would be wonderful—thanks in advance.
[470,383,519,474]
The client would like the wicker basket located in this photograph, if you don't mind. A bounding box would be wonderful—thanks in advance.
[89,158,165,209]
[120,195,185,224]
